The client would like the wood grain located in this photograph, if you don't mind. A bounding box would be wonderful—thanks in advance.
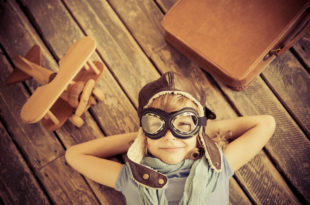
[263,51,310,136]
[0,122,50,205]
[38,156,100,205]
[63,0,161,106]
[236,152,299,205]
[156,0,177,13]
[293,29,310,71]
[0,2,58,90]
[229,179,252,205]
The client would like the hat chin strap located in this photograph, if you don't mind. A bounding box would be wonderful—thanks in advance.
[200,128,222,172]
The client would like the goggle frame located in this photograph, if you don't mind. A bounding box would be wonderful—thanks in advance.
[140,107,207,139]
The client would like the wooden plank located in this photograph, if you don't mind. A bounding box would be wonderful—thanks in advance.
[85,179,126,205]
[62,0,161,106]
[293,29,310,71]
[37,156,100,205]
[107,0,301,204]
[156,0,176,13]
[262,51,310,136]
[0,181,15,205]
[0,2,59,90]
[0,1,126,204]
[237,152,300,205]
[229,179,252,205]
[0,122,50,205]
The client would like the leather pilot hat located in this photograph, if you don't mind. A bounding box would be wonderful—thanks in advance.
[126,72,222,189]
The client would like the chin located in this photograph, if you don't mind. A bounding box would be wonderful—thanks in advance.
[160,156,184,165]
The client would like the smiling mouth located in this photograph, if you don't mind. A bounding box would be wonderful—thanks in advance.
[159,147,184,152]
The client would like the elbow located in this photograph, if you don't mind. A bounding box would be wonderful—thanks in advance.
[265,115,276,131]
[262,115,276,140]
[65,146,78,166]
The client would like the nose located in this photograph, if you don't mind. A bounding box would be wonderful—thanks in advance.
[162,130,177,141]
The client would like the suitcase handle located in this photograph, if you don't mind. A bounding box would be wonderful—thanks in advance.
[263,7,310,61]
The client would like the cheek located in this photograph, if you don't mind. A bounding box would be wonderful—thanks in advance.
[146,138,157,153]
[183,136,197,149]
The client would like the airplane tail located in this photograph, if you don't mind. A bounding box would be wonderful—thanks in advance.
[6,45,41,85]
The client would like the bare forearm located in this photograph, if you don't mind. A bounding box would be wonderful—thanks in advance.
[207,115,274,140]
[66,132,138,159]
[64,132,137,187]
[222,115,276,171]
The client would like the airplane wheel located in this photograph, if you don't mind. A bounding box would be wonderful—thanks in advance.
[92,87,104,101]
[69,115,84,127]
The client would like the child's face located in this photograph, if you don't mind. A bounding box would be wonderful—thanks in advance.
[146,131,197,164]
[144,96,200,164]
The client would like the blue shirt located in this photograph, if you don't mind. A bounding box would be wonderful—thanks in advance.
[115,155,234,205]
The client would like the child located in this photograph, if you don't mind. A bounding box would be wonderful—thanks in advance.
[65,72,276,205]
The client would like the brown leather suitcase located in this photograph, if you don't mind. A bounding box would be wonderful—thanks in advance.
[161,0,310,90]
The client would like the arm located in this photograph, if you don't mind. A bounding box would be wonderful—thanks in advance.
[65,132,137,188]
[206,115,276,171]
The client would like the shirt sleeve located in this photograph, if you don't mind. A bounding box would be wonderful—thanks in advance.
[114,163,131,191]
[223,154,234,178]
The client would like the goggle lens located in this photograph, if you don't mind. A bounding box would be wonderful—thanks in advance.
[141,114,165,134]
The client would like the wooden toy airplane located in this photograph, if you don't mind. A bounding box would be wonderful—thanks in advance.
[6,36,104,130]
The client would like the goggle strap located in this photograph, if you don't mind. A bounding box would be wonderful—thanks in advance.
[198,117,207,126]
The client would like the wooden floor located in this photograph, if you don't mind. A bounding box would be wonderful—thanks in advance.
[0,0,310,204]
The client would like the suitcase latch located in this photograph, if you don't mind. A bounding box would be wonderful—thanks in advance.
[263,48,282,61]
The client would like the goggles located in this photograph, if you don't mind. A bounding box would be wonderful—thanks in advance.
[140,107,207,139]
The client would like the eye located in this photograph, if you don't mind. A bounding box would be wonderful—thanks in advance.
[172,112,198,133]
[174,119,195,132]
[177,122,192,131]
